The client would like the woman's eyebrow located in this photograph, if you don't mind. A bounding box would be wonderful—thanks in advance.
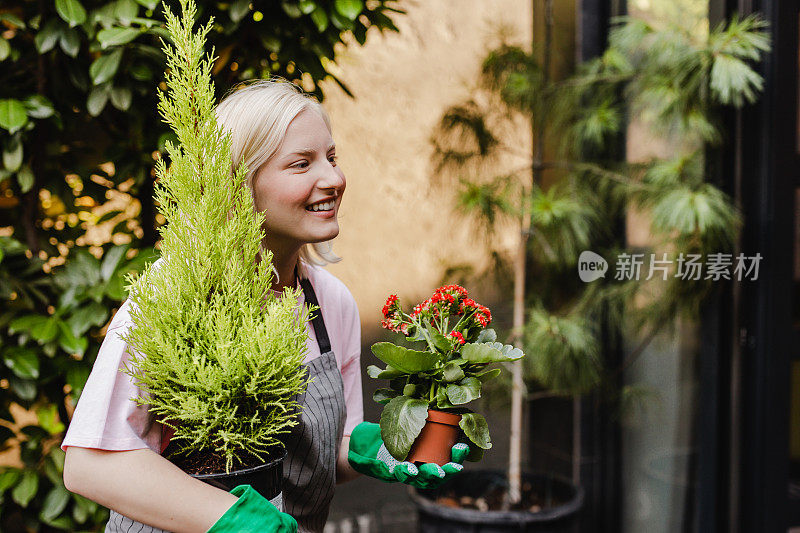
[286,145,336,157]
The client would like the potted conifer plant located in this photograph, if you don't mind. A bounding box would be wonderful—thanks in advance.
[119,0,312,503]
[369,285,523,466]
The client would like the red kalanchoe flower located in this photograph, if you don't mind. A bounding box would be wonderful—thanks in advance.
[435,284,468,299]
[380,294,411,335]
[382,294,400,318]
[449,331,466,345]
[429,285,466,316]
[474,304,492,327]
[385,284,492,340]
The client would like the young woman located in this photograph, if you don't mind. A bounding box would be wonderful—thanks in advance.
[62,79,467,533]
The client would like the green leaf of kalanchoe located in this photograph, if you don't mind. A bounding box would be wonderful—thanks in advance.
[389,377,406,392]
[367,365,381,378]
[335,0,363,20]
[442,361,465,382]
[12,470,38,507]
[56,0,87,27]
[3,347,40,380]
[459,412,492,450]
[445,376,481,405]
[367,363,405,379]
[475,328,497,343]
[380,395,430,460]
[461,342,524,363]
[429,325,453,352]
[371,342,439,373]
[373,388,399,405]
[378,365,406,379]
[475,367,502,383]
[435,386,454,409]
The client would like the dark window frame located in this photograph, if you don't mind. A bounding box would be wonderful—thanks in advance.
[713,0,797,531]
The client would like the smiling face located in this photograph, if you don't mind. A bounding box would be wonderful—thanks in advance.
[252,108,346,255]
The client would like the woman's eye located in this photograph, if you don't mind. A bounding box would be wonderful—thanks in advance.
[292,160,309,169]
[328,155,337,165]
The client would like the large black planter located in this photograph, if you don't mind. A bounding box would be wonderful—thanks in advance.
[410,470,584,533]
[164,443,286,502]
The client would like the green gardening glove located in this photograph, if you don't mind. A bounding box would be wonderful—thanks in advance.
[205,484,297,533]
[347,421,469,490]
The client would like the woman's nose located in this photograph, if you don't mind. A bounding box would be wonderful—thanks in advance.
[319,161,345,190]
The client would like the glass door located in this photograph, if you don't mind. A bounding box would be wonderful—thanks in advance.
[619,2,709,532]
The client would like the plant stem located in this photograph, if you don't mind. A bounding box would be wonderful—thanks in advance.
[409,314,438,353]
[506,0,553,510]
[452,305,479,334]
[506,197,529,509]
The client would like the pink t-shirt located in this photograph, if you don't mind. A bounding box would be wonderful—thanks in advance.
[61,260,364,454]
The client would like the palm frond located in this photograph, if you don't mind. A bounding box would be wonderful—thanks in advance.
[523,306,602,394]
[528,184,600,265]
[709,13,771,60]
[649,183,741,252]
[709,53,765,107]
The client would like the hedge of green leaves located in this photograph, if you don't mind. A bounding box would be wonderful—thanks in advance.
[1,239,158,530]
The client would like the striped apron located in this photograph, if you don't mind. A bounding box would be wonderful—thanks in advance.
[106,272,346,533]
[281,274,347,532]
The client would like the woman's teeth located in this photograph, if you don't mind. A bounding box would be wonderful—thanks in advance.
[306,200,335,212]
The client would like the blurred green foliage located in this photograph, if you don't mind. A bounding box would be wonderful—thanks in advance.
[432,13,770,396]
[0,239,158,530]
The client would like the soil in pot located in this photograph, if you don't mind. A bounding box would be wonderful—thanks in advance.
[164,443,235,476]
[162,441,286,500]
[406,409,463,465]
[410,470,584,533]
[435,479,568,513]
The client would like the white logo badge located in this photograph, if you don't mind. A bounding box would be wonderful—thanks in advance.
[578,251,608,282]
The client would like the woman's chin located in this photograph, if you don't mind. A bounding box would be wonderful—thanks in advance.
[307,225,340,243]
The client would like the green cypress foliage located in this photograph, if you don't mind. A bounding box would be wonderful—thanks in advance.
[119,0,313,473]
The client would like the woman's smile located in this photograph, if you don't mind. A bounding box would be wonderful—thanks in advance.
[305,197,338,218]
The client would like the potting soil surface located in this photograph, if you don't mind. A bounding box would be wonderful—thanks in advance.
[433,481,567,512]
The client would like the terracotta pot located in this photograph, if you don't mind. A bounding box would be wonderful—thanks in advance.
[406,409,463,465]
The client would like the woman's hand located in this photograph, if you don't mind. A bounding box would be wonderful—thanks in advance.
[205,485,296,533]
[346,421,469,490]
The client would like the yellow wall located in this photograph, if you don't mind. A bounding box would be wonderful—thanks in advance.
[318,0,533,338]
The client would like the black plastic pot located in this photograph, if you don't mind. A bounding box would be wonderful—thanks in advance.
[410,469,584,533]
[165,444,286,501]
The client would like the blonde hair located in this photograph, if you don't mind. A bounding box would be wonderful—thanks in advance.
[215,77,343,282]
